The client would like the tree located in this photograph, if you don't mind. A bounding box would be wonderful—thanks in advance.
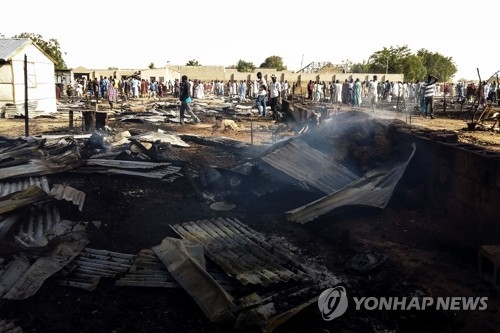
[13,32,67,69]
[351,60,371,74]
[148,62,155,69]
[363,45,457,82]
[401,55,426,82]
[236,59,256,72]
[260,56,287,71]
[186,59,201,66]
[340,59,353,73]
[417,49,457,82]
[368,45,412,75]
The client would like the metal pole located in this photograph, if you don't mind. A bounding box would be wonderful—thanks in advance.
[24,54,29,137]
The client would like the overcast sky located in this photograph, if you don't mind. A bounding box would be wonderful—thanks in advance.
[2,0,499,81]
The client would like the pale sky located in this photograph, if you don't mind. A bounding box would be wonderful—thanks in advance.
[2,0,499,81]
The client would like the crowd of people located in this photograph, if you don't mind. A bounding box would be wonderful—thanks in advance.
[66,74,499,122]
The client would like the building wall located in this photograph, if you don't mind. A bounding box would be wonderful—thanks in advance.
[0,43,56,116]
[396,130,500,245]
[76,65,404,89]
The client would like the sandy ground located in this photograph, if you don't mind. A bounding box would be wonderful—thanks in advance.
[1,96,499,153]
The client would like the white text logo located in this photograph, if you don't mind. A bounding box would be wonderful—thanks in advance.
[317,286,349,321]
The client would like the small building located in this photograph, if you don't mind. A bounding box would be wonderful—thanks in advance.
[0,38,57,118]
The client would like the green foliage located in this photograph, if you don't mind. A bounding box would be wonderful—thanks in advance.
[13,32,67,69]
[260,56,287,71]
[417,49,457,82]
[351,60,370,73]
[186,59,201,66]
[362,45,457,82]
[236,59,256,72]
[148,62,155,69]
[402,55,426,82]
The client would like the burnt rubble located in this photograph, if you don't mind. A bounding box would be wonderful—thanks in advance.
[0,97,496,332]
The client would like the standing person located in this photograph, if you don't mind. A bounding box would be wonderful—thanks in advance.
[342,79,350,105]
[179,75,191,125]
[174,79,180,98]
[75,80,83,97]
[269,75,281,120]
[107,77,117,109]
[352,78,362,106]
[334,80,342,105]
[422,75,438,119]
[368,75,378,112]
[307,80,314,100]
[281,80,289,101]
[329,81,335,103]
[239,80,247,101]
[254,72,267,116]
[93,77,100,100]
[100,76,109,100]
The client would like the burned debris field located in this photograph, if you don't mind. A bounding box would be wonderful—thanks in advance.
[0,103,498,333]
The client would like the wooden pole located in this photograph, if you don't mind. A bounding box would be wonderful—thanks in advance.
[24,54,29,137]
[250,118,253,145]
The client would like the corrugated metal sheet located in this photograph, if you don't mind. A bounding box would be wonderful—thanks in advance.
[78,160,183,181]
[52,248,135,291]
[0,148,82,181]
[180,134,250,149]
[14,203,61,247]
[115,249,179,289]
[0,38,31,62]
[259,138,358,194]
[0,176,50,196]
[49,184,86,211]
[152,237,238,323]
[128,132,190,147]
[0,220,91,300]
[84,159,176,169]
[287,143,417,223]
[170,218,313,286]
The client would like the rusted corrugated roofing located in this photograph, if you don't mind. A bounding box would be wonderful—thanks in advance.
[259,138,358,194]
[287,143,417,223]
[170,217,313,286]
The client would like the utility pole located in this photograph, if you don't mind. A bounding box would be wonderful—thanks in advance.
[385,57,389,75]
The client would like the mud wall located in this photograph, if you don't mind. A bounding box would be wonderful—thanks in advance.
[396,130,500,244]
